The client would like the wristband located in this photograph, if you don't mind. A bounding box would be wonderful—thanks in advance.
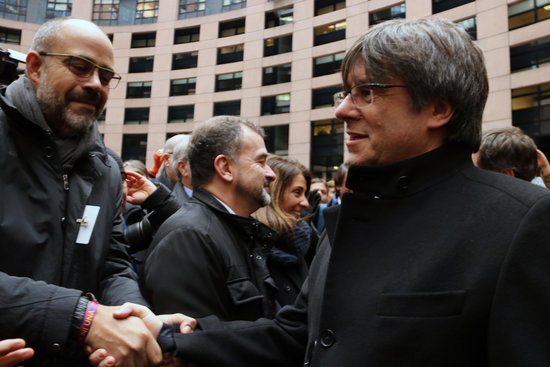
[78,298,98,344]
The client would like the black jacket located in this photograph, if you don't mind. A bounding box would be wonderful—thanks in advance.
[172,143,550,367]
[0,77,145,366]
[142,188,279,321]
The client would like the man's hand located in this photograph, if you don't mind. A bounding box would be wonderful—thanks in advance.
[125,170,158,205]
[0,339,34,367]
[85,304,162,367]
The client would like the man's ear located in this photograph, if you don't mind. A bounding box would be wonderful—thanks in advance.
[427,99,455,129]
[26,51,44,86]
[214,154,233,183]
[499,169,515,178]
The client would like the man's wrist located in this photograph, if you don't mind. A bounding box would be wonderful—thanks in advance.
[71,293,98,344]
[156,323,177,353]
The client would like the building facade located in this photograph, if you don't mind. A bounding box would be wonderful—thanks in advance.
[1,0,549,177]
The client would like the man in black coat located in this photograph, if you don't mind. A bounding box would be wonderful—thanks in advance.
[93,18,550,367]
[0,18,164,367]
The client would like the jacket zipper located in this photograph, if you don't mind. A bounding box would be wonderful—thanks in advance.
[62,174,69,191]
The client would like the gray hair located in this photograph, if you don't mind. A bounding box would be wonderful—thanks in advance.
[171,135,191,180]
[30,18,66,53]
[342,18,488,151]
[188,115,264,188]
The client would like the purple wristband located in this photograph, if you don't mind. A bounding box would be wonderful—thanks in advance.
[78,300,98,344]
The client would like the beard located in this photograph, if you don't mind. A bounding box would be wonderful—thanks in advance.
[235,176,271,209]
[36,71,101,137]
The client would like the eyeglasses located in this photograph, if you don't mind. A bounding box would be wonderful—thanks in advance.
[39,52,121,89]
[333,83,408,108]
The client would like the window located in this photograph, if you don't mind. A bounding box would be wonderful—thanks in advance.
[509,0,550,30]
[313,52,344,77]
[216,72,242,92]
[432,0,475,14]
[310,119,344,178]
[512,83,550,153]
[510,37,550,72]
[172,52,198,70]
[369,3,405,26]
[0,27,21,44]
[219,19,245,38]
[314,22,346,46]
[92,0,119,25]
[261,94,290,115]
[122,134,147,162]
[97,109,106,124]
[179,0,205,19]
[136,0,158,23]
[264,125,289,155]
[315,0,345,16]
[265,7,293,28]
[126,82,152,98]
[213,100,241,115]
[129,56,154,73]
[262,64,291,85]
[124,108,150,125]
[222,0,246,12]
[0,0,27,21]
[457,17,477,40]
[46,0,72,19]
[264,35,292,57]
[131,32,156,48]
[170,78,197,96]
[174,27,200,44]
[168,105,194,122]
[217,44,244,64]
[312,86,341,109]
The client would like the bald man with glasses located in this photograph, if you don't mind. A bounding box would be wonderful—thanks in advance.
[0,18,169,367]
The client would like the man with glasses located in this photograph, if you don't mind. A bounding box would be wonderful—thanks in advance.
[100,18,550,367]
[0,18,167,366]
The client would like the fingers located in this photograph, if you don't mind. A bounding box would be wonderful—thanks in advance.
[0,339,34,367]
[88,348,115,367]
[157,314,197,334]
[113,303,153,320]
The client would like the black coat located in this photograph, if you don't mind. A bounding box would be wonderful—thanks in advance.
[142,188,279,321]
[173,143,550,367]
[0,78,145,365]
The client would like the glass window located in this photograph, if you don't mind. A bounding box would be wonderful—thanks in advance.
[508,0,550,30]
[214,100,241,115]
[122,134,148,162]
[126,81,152,98]
[314,21,346,46]
[46,0,72,19]
[129,56,154,73]
[174,27,200,44]
[264,125,289,155]
[219,19,245,38]
[222,0,246,12]
[172,52,198,70]
[262,64,291,86]
[457,17,477,40]
[313,52,344,77]
[315,0,345,16]
[0,0,27,21]
[92,0,119,25]
[511,37,550,72]
[124,108,150,124]
[217,44,244,64]
[136,0,158,23]
[179,0,206,19]
[261,93,290,115]
[131,32,156,48]
[432,0,475,14]
[512,82,550,153]
[310,119,345,178]
[264,35,292,57]
[312,86,342,109]
[170,78,197,96]
[215,72,242,92]
[265,7,293,28]
[168,105,194,122]
[369,3,405,26]
[0,27,21,44]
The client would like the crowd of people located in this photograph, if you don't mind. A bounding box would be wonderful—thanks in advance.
[1,15,550,367]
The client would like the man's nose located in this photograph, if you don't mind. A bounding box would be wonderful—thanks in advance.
[265,164,276,182]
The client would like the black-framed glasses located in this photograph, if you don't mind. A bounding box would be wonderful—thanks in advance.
[39,52,122,89]
[333,83,408,108]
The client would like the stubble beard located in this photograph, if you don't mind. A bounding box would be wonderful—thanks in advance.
[235,178,271,210]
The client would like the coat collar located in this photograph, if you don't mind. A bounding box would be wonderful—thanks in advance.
[345,143,473,199]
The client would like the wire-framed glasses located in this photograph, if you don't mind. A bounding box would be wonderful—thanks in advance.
[333,83,408,108]
[39,52,122,89]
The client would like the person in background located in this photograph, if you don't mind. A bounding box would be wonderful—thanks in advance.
[171,135,193,205]
[537,148,550,188]
[310,178,329,204]
[123,159,150,179]
[253,154,318,306]
[157,134,188,190]
[329,163,349,206]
